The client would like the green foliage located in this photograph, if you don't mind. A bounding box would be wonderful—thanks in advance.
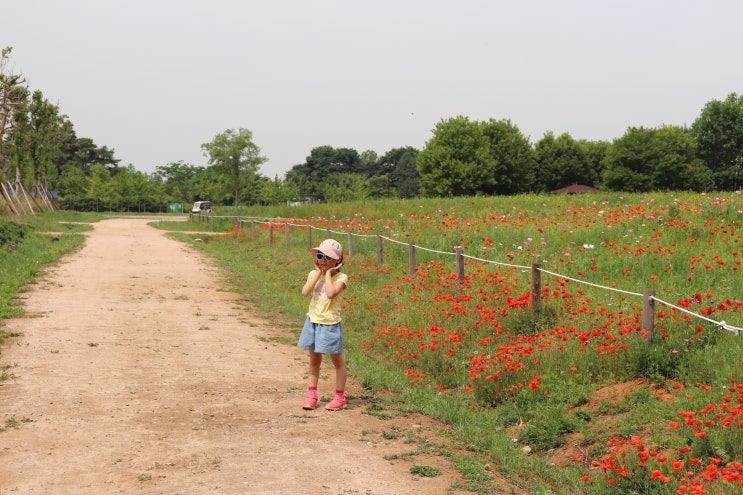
[178,192,743,493]
[535,131,597,191]
[417,115,499,197]
[410,465,441,477]
[481,118,536,195]
[151,160,205,203]
[690,92,743,190]
[0,220,28,250]
[0,215,87,321]
[602,125,712,192]
[201,128,267,206]
[323,173,367,202]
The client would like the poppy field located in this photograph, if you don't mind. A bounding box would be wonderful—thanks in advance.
[195,191,743,494]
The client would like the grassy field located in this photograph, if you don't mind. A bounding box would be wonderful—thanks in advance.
[169,191,743,494]
[3,194,742,494]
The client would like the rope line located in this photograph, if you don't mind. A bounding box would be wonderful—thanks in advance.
[223,217,739,336]
[538,268,645,298]
[651,296,742,336]
[462,253,532,270]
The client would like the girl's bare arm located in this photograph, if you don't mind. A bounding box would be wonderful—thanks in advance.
[323,264,346,299]
[301,266,323,297]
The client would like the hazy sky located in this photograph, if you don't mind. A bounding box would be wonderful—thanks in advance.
[4,1,742,178]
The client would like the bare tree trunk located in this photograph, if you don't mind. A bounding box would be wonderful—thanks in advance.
[13,180,32,215]
[1,181,19,214]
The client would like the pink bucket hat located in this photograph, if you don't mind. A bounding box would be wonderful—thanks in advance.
[310,238,343,260]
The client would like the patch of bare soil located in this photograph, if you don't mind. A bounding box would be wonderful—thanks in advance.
[531,379,649,469]
[0,218,507,495]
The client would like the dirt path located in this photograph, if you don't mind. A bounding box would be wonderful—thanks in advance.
[0,218,466,495]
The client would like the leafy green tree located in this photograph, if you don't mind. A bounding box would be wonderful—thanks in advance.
[377,146,419,198]
[124,166,158,212]
[57,166,88,210]
[395,149,420,198]
[365,175,392,199]
[534,132,595,192]
[259,174,300,205]
[86,163,111,211]
[285,145,361,198]
[110,165,135,210]
[358,149,379,176]
[323,173,366,202]
[12,90,66,198]
[651,126,713,191]
[480,119,536,195]
[577,139,610,182]
[152,161,204,203]
[690,93,743,190]
[602,126,712,192]
[417,116,498,197]
[72,137,119,175]
[0,46,29,186]
[201,128,266,206]
[283,172,311,203]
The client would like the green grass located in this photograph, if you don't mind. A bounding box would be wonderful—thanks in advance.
[168,192,743,494]
[0,213,92,322]
[3,194,743,493]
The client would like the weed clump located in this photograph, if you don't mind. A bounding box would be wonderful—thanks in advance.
[0,221,28,252]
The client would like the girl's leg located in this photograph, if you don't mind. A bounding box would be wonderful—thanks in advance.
[302,351,323,410]
[307,350,323,389]
[330,353,347,393]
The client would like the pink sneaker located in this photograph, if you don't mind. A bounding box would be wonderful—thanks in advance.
[302,396,318,410]
[325,394,347,411]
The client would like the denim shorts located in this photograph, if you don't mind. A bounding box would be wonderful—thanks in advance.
[297,316,344,355]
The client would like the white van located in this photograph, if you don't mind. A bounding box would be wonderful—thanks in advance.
[191,201,212,214]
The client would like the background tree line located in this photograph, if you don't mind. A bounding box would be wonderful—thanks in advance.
[2,44,742,212]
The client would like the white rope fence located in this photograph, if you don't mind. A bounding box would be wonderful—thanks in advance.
[224,216,741,337]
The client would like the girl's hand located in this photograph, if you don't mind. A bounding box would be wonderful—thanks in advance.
[313,259,324,272]
[327,262,343,274]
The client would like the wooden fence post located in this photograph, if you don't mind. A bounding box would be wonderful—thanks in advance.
[408,242,416,276]
[376,234,383,265]
[642,290,655,343]
[531,263,541,313]
[251,220,256,239]
[285,222,290,247]
[269,222,274,243]
[237,218,243,230]
[347,232,354,257]
[455,246,464,284]
[210,213,214,231]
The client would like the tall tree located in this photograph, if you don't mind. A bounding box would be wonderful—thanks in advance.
[358,149,379,176]
[86,163,112,212]
[323,173,366,202]
[15,90,66,199]
[57,166,88,210]
[577,139,610,182]
[394,149,420,198]
[602,126,712,192]
[480,118,536,195]
[377,146,420,198]
[285,145,361,198]
[259,174,299,205]
[0,46,29,187]
[417,116,498,197]
[690,93,743,190]
[534,132,595,192]
[201,128,266,206]
[152,160,204,203]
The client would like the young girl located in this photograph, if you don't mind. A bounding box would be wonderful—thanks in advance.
[298,238,349,410]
